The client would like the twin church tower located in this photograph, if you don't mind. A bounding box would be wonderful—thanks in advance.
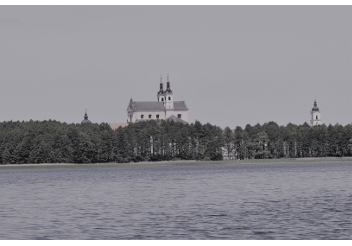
[157,75,174,109]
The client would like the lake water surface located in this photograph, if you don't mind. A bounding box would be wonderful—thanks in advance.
[0,162,351,239]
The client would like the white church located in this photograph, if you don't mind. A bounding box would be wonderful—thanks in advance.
[310,99,321,126]
[126,76,189,124]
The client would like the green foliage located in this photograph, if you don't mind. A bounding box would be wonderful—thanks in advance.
[230,122,352,160]
[0,119,351,164]
[348,139,352,154]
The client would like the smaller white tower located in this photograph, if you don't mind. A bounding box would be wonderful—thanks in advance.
[164,75,174,110]
[310,99,321,126]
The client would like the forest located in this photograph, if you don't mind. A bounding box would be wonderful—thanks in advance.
[0,119,351,164]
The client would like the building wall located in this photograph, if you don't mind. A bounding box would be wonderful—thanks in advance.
[129,110,166,122]
[127,111,137,123]
[310,111,321,126]
[165,94,174,109]
[128,109,188,123]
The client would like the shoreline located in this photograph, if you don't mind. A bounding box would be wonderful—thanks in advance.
[0,157,352,169]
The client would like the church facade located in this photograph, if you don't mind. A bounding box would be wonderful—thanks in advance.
[310,99,321,126]
[127,76,189,123]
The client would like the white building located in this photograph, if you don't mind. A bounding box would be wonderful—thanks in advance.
[127,76,189,123]
[310,99,321,126]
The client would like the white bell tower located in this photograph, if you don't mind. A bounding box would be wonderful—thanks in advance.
[310,99,321,126]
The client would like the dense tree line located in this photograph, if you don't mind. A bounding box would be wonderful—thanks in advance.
[0,120,351,164]
[227,121,352,159]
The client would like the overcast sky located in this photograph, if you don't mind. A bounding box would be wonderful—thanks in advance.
[0,6,351,128]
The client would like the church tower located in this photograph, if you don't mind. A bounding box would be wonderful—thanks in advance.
[164,75,174,109]
[157,76,165,103]
[310,99,321,126]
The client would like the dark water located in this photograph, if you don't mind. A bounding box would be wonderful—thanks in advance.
[0,162,351,240]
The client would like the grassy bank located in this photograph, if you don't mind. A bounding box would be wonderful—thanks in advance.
[0,157,352,170]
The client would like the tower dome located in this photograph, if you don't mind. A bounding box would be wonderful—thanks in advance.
[312,99,319,111]
[81,109,92,124]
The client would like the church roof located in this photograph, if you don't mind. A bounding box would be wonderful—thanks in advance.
[81,110,92,124]
[81,119,92,124]
[129,101,165,111]
[174,101,188,110]
[127,101,188,111]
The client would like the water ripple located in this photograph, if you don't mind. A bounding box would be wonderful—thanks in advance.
[0,162,352,239]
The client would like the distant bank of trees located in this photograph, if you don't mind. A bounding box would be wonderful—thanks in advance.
[0,120,351,164]
[229,122,352,159]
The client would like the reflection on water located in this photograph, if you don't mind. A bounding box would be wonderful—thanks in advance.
[0,162,351,239]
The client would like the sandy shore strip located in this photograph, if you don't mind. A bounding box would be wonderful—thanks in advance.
[0,160,197,167]
[0,160,199,169]
[0,157,352,169]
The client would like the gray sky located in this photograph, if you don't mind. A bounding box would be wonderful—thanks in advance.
[0,6,351,128]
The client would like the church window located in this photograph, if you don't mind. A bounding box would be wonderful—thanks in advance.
[178,114,181,118]
[141,115,144,119]
[168,97,171,100]
[161,98,164,101]
[156,115,159,119]
[316,115,318,119]
[149,115,152,119]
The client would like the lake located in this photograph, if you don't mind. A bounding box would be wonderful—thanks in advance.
[0,162,351,239]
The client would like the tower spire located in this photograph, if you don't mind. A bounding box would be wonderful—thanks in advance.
[158,75,164,94]
[81,109,92,124]
[84,109,88,120]
[166,73,172,92]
